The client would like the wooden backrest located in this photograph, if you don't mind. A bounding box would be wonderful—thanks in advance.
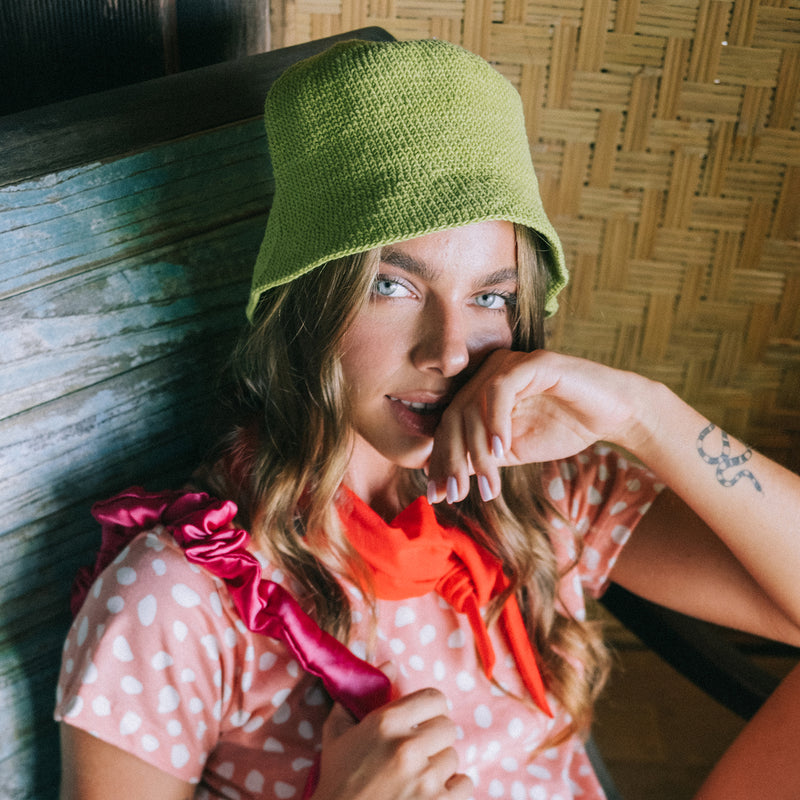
[0,27,392,798]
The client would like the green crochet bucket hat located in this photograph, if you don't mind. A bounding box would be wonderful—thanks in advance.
[247,38,567,321]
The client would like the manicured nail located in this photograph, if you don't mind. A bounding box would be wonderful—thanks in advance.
[478,475,493,502]
[492,435,504,459]
[446,476,458,504]
[427,480,437,504]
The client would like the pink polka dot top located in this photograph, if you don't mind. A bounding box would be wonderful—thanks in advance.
[55,445,662,799]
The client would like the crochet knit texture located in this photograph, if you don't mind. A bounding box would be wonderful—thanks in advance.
[247,38,567,320]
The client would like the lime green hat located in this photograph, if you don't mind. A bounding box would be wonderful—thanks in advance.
[247,38,567,321]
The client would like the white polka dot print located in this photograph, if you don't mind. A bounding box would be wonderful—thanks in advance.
[152,651,173,670]
[263,737,284,753]
[81,662,98,685]
[121,675,143,694]
[137,594,157,626]
[456,670,476,691]
[119,711,142,735]
[107,596,125,614]
[216,761,234,779]
[112,635,134,662]
[419,624,436,645]
[172,583,201,608]
[200,635,220,660]
[244,715,264,733]
[171,744,190,769]
[474,705,492,728]
[76,615,89,646]
[230,710,251,727]
[272,703,291,725]
[259,651,277,671]
[157,685,180,714]
[395,606,415,626]
[245,770,265,793]
[611,524,632,544]
[209,592,223,617]
[188,697,204,714]
[447,629,466,648]
[52,452,661,799]
[116,566,137,586]
[547,476,566,501]
[92,696,111,716]
[488,778,504,797]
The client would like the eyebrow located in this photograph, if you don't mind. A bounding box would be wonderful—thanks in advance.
[380,248,518,291]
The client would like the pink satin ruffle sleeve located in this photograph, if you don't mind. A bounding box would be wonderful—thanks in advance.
[73,487,391,721]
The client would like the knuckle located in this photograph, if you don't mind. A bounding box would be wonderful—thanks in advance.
[392,737,421,773]
[418,769,442,797]
[374,706,403,739]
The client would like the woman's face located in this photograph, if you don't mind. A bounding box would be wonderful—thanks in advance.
[340,220,517,484]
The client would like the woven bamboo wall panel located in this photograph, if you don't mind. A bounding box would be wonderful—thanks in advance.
[273,0,800,470]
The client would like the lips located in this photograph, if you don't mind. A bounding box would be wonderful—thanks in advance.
[387,394,449,437]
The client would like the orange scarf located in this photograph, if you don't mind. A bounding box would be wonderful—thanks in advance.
[339,488,553,717]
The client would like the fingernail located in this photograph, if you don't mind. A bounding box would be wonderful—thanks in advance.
[446,476,458,505]
[478,475,493,502]
[492,435,504,459]
[427,480,437,504]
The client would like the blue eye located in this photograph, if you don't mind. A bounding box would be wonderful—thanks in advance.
[475,292,513,310]
[372,277,412,297]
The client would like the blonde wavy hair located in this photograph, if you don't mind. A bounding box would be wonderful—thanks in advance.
[201,224,609,750]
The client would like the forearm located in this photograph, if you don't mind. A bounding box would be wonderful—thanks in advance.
[618,376,800,631]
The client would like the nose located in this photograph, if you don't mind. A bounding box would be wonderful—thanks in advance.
[410,301,470,377]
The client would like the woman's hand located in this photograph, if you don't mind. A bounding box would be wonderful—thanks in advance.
[427,349,654,503]
[311,685,473,800]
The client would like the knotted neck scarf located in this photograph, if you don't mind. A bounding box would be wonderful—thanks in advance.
[339,487,552,717]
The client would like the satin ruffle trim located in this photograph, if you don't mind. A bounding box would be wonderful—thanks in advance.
[72,486,391,723]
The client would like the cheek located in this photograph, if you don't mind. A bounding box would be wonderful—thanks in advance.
[468,318,514,361]
[340,317,399,389]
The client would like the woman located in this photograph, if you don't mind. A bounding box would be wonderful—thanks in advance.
[56,38,800,800]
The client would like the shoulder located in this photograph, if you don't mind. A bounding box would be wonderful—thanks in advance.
[80,526,230,620]
[55,526,302,782]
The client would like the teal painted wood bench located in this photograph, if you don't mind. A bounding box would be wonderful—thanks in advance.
[0,27,392,799]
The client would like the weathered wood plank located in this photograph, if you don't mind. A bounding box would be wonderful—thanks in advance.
[0,121,270,300]
[0,218,257,420]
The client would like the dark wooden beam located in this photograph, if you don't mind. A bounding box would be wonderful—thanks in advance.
[0,27,393,187]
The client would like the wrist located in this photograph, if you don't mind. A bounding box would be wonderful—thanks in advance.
[612,373,672,460]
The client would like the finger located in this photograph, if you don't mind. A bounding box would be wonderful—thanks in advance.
[423,745,460,787]
[444,771,475,798]
[411,713,458,753]
[375,687,450,736]
[479,354,538,457]
[460,398,501,501]
[322,701,358,742]
[428,403,470,503]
